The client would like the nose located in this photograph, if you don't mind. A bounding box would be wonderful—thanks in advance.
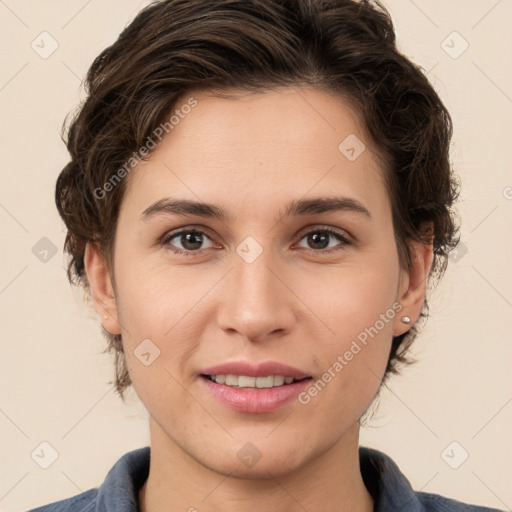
[216,247,297,344]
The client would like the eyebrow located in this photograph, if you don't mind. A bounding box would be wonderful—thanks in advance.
[140,196,371,222]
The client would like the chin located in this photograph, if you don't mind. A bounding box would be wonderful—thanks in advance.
[208,454,306,481]
[191,439,314,481]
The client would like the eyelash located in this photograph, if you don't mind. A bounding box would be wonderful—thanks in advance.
[161,226,351,256]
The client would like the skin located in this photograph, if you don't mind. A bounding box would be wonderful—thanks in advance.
[84,86,433,512]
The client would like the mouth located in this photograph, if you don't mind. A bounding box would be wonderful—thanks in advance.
[201,374,311,388]
[198,361,313,413]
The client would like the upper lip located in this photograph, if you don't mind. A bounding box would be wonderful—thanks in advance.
[200,360,310,379]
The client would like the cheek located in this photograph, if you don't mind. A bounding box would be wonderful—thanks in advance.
[296,312,394,427]
[296,254,399,338]
[114,254,207,337]
[293,256,399,408]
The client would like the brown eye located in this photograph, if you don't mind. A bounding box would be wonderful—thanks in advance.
[296,228,350,253]
[163,229,215,255]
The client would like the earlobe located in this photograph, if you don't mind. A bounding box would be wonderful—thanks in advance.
[83,243,122,335]
[393,238,434,336]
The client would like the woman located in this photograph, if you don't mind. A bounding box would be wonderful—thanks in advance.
[28,0,504,510]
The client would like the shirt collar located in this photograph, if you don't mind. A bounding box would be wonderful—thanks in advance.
[95,445,422,511]
[360,446,423,511]
[96,446,149,512]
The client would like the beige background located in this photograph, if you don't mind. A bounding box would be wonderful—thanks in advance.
[1,0,511,510]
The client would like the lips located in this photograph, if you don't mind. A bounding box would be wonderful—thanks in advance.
[199,360,313,413]
[201,360,310,379]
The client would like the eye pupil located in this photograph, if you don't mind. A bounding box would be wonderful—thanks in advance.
[182,231,203,250]
[308,232,329,249]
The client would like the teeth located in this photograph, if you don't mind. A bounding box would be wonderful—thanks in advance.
[225,375,238,386]
[209,374,297,388]
[256,376,274,388]
[238,376,256,387]
[273,375,285,386]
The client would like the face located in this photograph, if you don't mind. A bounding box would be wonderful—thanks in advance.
[93,86,421,478]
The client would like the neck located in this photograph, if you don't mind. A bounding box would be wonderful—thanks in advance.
[139,419,374,512]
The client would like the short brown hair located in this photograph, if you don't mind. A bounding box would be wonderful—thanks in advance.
[56,0,459,400]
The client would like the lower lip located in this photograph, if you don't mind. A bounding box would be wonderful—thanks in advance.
[200,376,312,413]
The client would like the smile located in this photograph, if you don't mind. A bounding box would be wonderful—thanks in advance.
[204,374,307,388]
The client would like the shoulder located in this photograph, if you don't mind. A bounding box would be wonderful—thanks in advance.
[359,446,504,512]
[26,446,150,512]
[26,489,97,512]
[416,491,504,511]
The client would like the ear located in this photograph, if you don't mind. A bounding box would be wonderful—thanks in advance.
[83,242,122,335]
[393,236,434,336]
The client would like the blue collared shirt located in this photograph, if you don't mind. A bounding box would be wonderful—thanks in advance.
[27,446,504,511]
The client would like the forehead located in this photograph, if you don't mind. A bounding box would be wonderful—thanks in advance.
[121,86,390,220]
